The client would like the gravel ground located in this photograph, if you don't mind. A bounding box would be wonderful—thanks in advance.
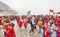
[12,20,56,37]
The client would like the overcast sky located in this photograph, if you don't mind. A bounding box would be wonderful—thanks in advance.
[0,0,60,15]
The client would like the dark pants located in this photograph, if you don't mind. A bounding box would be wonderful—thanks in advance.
[56,32,58,37]
[30,25,34,33]
[4,31,6,37]
[39,26,41,33]
[30,21,34,33]
[34,24,36,29]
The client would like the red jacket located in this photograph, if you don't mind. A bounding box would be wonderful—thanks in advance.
[46,28,51,37]
[16,17,20,22]
[44,20,48,25]
[23,19,28,27]
[18,20,23,28]
[6,25,16,37]
[55,19,60,27]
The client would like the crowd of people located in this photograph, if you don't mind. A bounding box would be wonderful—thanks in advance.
[16,15,60,37]
[0,15,60,37]
[0,16,16,37]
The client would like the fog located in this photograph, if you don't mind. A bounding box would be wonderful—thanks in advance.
[0,0,60,15]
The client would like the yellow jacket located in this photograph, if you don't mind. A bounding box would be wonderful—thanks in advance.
[37,20,43,26]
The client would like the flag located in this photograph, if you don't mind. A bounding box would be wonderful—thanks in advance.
[49,9,54,13]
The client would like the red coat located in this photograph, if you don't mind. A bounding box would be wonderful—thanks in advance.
[55,19,60,27]
[6,25,16,37]
[45,28,51,37]
[18,20,23,28]
[16,17,20,22]
[44,20,48,26]
[56,30,60,37]
[23,19,28,27]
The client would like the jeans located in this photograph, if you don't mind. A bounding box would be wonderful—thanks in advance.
[56,32,58,37]
[42,30,45,37]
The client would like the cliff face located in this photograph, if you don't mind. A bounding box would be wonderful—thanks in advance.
[0,2,17,16]
[0,2,9,12]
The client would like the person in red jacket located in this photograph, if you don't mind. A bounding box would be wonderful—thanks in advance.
[54,16,60,37]
[23,18,28,28]
[45,28,51,37]
[17,20,23,28]
[42,24,51,37]
[55,19,59,27]
[16,16,20,22]
[6,23,16,37]
[54,25,60,37]
[16,16,23,28]
[42,19,48,37]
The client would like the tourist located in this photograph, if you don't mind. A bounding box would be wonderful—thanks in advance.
[37,18,43,33]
